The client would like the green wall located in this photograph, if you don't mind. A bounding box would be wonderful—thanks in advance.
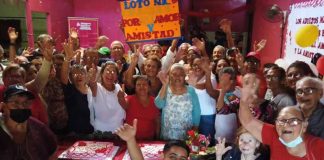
[0,2,47,48]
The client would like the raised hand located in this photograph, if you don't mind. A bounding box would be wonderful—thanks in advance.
[8,27,18,43]
[41,43,54,62]
[88,63,97,84]
[21,47,34,57]
[69,27,78,39]
[192,37,205,52]
[62,39,77,61]
[219,73,232,92]
[219,19,232,33]
[215,137,232,158]
[256,39,267,52]
[199,57,211,73]
[187,70,198,86]
[241,74,260,106]
[157,71,169,85]
[115,119,138,142]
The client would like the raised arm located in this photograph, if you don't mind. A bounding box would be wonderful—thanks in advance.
[199,57,219,99]
[69,27,80,51]
[115,119,144,160]
[216,74,232,111]
[219,19,234,48]
[88,64,98,97]
[124,48,139,89]
[192,37,208,58]
[26,42,53,93]
[161,39,178,72]
[154,71,169,109]
[61,39,77,85]
[8,27,18,62]
[239,74,264,142]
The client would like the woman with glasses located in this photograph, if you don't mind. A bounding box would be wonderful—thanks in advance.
[88,61,126,133]
[61,43,94,135]
[239,74,324,159]
[295,77,324,139]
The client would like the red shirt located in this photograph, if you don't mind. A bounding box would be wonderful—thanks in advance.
[125,95,160,140]
[262,123,324,160]
[0,85,48,124]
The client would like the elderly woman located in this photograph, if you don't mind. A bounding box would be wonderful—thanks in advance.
[124,76,160,140]
[155,63,201,140]
[215,127,269,160]
[125,52,162,97]
[89,61,126,132]
[239,74,324,159]
[60,42,94,135]
[296,77,324,139]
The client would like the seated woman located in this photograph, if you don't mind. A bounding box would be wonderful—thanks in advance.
[61,42,94,135]
[125,76,160,140]
[89,61,126,132]
[215,127,269,160]
[155,63,201,140]
[239,74,324,159]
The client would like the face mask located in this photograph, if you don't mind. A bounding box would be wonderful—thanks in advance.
[278,124,304,148]
[9,109,31,123]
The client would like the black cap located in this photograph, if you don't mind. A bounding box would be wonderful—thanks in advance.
[3,85,35,102]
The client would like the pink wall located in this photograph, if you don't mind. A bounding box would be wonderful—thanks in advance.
[28,0,74,49]
[250,0,309,65]
[73,0,125,47]
[192,0,248,32]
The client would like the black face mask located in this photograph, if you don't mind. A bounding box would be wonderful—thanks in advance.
[9,109,31,123]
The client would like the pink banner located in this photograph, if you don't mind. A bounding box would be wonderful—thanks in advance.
[68,17,99,48]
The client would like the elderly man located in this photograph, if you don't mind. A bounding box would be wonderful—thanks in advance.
[110,40,129,84]
[0,84,57,159]
[239,74,324,159]
[296,77,324,139]
[212,45,225,61]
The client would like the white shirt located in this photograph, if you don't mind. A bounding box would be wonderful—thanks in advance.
[90,83,125,132]
[194,88,216,115]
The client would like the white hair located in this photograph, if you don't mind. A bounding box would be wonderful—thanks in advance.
[296,76,324,91]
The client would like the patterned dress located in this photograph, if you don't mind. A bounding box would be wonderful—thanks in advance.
[161,88,193,140]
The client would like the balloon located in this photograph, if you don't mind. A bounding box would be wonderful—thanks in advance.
[275,58,289,71]
[316,56,324,75]
[295,24,319,48]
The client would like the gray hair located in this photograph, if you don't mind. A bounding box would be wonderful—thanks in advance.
[214,45,226,53]
[296,76,324,91]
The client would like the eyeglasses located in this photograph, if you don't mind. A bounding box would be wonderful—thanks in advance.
[7,100,32,108]
[105,70,116,74]
[287,73,303,79]
[276,118,303,127]
[265,75,280,81]
[72,73,85,77]
[296,87,318,96]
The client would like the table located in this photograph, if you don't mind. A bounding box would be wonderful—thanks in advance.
[55,139,164,160]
